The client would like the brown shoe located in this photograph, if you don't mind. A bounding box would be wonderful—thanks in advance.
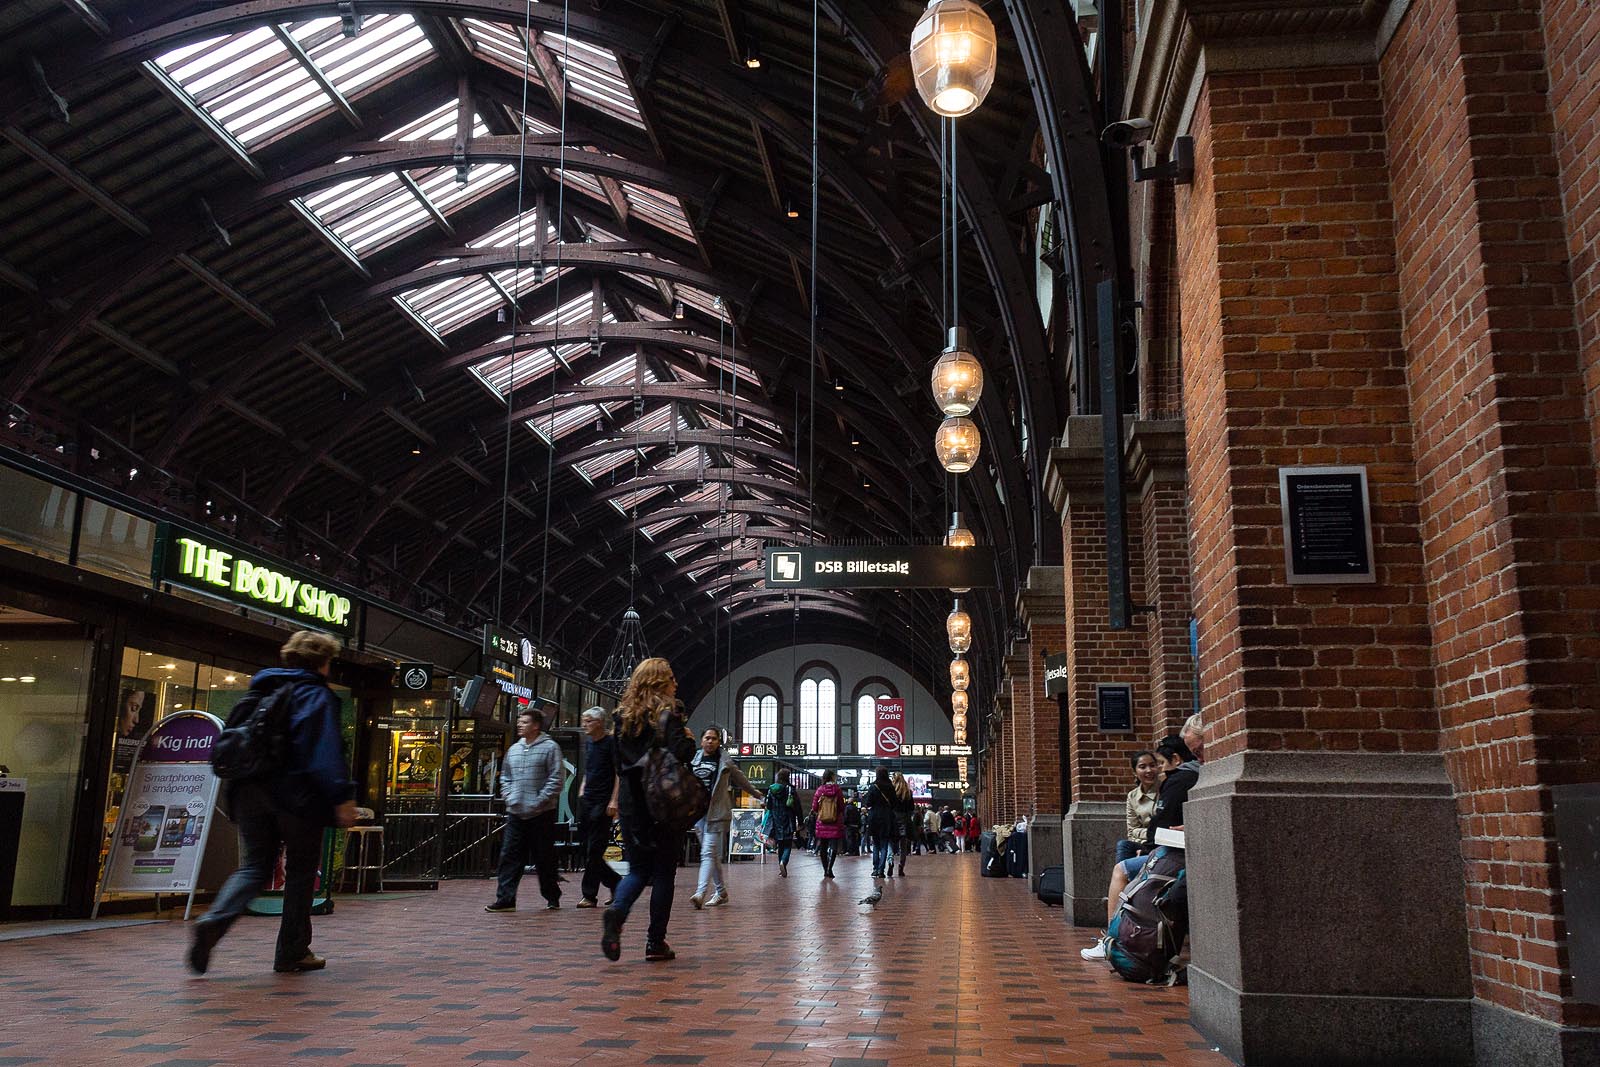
[575,897,598,909]
[273,952,326,973]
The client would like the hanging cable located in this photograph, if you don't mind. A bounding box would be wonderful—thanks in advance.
[805,0,819,546]
[493,0,538,624]
[536,0,575,646]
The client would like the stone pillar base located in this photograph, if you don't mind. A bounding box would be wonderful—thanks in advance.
[1062,802,1123,928]
[1028,814,1063,896]
[1187,751,1474,1067]
[1472,1000,1600,1067]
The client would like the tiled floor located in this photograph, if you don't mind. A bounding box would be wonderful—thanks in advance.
[0,850,1230,1067]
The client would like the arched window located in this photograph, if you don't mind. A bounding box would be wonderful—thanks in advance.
[851,677,898,755]
[797,669,837,755]
[738,681,780,744]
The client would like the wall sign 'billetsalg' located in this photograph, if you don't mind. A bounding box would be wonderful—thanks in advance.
[153,524,355,633]
[763,545,996,590]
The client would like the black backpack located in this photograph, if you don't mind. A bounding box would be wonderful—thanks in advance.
[211,680,296,781]
[1106,846,1190,984]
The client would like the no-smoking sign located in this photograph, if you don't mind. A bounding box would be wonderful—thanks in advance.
[874,697,906,757]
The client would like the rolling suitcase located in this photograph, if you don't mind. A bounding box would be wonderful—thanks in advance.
[1037,864,1064,906]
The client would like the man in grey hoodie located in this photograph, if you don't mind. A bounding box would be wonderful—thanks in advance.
[486,708,566,912]
[688,727,761,909]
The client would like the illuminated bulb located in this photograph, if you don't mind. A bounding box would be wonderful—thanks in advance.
[0,677,15,683]
[950,657,969,691]
[19,676,36,683]
[910,0,999,117]
[785,200,800,219]
[951,690,969,715]
[224,675,236,682]
[934,416,981,473]
[946,600,972,654]
[930,327,983,416]
[945,512,975,548]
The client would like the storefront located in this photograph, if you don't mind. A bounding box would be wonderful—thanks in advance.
[0,461,389,918]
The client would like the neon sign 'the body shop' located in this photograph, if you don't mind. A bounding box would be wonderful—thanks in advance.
[162,532,353,630]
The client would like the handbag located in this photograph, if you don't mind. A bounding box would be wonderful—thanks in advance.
[636,708,709,831]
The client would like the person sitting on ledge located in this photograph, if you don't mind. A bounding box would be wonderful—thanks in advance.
[1116,750,1160,864]
[1081,733,1201,962]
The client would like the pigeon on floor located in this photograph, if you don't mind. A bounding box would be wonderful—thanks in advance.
[858,886,882,906]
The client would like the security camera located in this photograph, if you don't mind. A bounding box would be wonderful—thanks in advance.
[1101,117,1155,147]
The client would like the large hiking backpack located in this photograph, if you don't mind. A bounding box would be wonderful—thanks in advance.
[211,680,296,781]
[1106,846,1189,984]
[637,711,709,831]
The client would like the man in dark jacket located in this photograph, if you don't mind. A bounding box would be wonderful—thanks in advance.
[187,631,356,976]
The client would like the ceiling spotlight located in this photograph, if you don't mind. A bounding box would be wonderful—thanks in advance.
[744,41,762,69]
[20,676,36,683]
[833,378,845,393]
[850,434,860,447]
[785,200,800,219]
[0,677,15,683]
[673,299,685,320]
[411,447,422,455]
[224,675,236,682]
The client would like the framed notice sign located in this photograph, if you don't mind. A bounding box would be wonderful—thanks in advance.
[1096,684,1134,733]
[1279,466,1376,584]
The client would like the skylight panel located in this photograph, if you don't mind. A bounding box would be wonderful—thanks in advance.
[613,484,668,514]
[307,14,432,98]
[462,18,530,72]
[623,184,694,241]
[582,352,656,389]
[575,449,640,482]
[400,274,504,333]
[156,23,331,147]
[707,355,762,389]
[543,32,644,127]
[642,516,687,540]
[678,285,731,323]
[153,15,433,150]
[471,344,559,398]
[527,402,619,445]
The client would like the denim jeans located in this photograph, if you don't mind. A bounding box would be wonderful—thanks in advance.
[580,801,621,902]
[774,838,793,866]
[494,809,560,907]
[816,838,838,875]
[871,838,893,876]
[696,822,726,897]
[1114,838,1139,863]
[197,782,322,967]
[612,818,680,945]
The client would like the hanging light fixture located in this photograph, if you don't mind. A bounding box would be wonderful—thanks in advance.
[947,600,972,653]
[930,327,983,416]
[945,512,975,548]
[934,417,981,473]
[909,0,999,118]
[596,607,648,688]
[950,657,970,691]
[951,689,969,716]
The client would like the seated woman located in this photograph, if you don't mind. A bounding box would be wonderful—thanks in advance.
[1116,750,1160,863]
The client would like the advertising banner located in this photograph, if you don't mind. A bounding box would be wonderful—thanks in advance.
[728,808,767,858]
[874,697,906,757]
[103,712,223,895]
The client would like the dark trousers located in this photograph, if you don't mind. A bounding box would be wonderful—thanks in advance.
[199,783,322,966]
[612,817,679,946]
[494,809,560,906]
[579,801,621,902]
[816,838,839,875]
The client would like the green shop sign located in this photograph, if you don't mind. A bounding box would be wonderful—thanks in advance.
[154,524,355,633]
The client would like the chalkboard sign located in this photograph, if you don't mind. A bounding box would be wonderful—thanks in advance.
[1279,466,1376,584]
[1097,684,1134,733]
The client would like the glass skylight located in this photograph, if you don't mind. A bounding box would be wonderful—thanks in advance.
[400,208,564,333]
[153,15,432,149]
[462,19,645,130]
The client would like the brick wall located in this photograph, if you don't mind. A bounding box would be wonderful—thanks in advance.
[1004,650,1032,819]
[1382,0,1600,1026]
[1023,619,1067,813]
[1542,0,1600,476]
[1177,67,1439,766]
[1060,476,1152,801]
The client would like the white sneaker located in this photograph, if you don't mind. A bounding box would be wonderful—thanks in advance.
[1080,938,1108,961]
[705,891,728,907]
[690,892,704,910]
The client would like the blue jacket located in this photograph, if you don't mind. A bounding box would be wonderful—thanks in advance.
[249,667,355,823]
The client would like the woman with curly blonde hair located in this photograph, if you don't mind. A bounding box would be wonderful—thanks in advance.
[602,658,695,963]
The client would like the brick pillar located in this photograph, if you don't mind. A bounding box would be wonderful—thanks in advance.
[1046,418,1153,926]
[1019,566,1067,893]
[1381,0,1600,1056]
[1003,646,1032,824]
[1129,421,1194,739]
[1166,51,1472,1067]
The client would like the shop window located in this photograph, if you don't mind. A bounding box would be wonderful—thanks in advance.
[799,672,837,755]
[0,465,75,563]
[0,630,92,905]
[75,500,154,583]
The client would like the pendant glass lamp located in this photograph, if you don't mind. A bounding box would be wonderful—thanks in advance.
[910,0,999,117]
[950,657,970,692]
[951,689,969,716]
[945,512,975,548]
[947,600,973,654]
[934,416,981,473]
[931,327,984,416]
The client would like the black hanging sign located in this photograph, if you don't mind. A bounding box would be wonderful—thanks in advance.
[762,545,995,590]
[1279,466,1376,584]
[1043,653,1069,697]
[398,663,432,692]
[1096,683,1134,733]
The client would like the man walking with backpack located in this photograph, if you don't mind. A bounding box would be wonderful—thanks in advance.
[187,631,356,976]
[485,707,566,912]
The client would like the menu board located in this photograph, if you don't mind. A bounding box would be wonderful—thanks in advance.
[728,808,767,857]
[102,712,223,894]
